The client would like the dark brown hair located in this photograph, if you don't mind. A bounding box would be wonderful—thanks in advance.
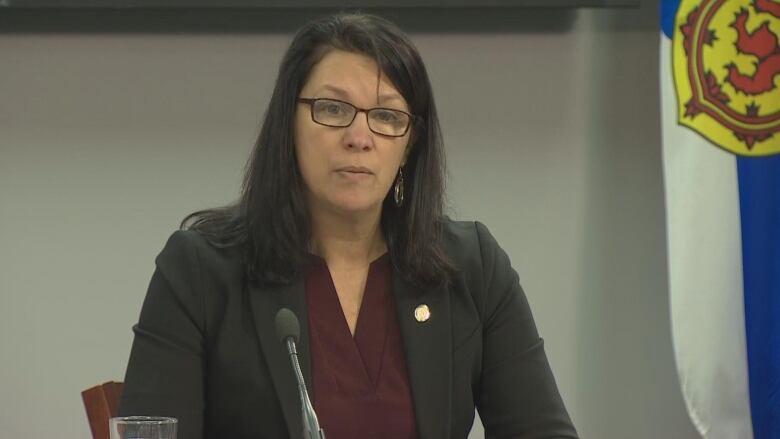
[183,12,451,287]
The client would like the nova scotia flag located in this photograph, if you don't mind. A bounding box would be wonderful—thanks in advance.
[660,1,780,438]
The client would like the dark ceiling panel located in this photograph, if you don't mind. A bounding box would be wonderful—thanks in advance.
[2,0,640,8]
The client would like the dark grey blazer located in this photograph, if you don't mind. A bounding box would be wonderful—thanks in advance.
[119,220,578,439]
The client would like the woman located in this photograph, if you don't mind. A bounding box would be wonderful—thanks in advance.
[119,12,578,439]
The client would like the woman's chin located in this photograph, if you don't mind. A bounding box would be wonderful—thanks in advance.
[325,195,383,217]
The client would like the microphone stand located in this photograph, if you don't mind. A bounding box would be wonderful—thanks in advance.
[286,338,326,439]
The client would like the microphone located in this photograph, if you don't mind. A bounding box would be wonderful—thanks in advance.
[274,308,326,439]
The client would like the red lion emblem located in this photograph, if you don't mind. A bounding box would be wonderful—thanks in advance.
[727,0,780,95]
[676,0,780,152]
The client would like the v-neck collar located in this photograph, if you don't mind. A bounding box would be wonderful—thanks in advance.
[306,254,392,392]
[305,252,390,339]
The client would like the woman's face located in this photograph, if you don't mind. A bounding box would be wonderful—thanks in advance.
[294,49,411,219]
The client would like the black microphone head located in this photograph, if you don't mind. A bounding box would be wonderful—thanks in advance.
[274,308,300,345]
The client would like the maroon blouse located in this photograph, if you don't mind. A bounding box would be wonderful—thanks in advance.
[305,253,419,439]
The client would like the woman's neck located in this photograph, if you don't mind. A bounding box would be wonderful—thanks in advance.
[309,207,387,268]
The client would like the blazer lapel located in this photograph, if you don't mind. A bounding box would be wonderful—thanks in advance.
[393,272,452,439]
[247,280,311,439]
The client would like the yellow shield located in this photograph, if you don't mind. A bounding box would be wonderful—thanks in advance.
[673,0,780,156]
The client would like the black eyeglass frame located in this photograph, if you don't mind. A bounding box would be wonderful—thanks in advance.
[297,97,415,137]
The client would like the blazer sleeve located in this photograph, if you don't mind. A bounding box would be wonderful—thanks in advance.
[118,231,206,439]
[473,222,578,439]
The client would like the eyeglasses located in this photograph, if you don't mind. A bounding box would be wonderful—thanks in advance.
[297,97,414,137]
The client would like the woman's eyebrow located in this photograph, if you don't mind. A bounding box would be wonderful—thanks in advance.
[315,84,350,98]
[378,93,404,104]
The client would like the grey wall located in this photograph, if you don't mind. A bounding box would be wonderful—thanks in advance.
[0,3,700,438]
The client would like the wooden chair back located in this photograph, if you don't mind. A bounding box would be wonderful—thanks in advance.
[81,381,123,439]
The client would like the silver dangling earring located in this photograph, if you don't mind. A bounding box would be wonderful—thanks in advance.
[394,167,404,207]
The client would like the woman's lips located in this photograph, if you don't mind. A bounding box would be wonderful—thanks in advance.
[336,165,373,174]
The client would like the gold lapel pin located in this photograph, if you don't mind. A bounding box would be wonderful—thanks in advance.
[414,304,431,322]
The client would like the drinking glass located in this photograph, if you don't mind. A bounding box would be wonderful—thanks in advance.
[109,416,177,439]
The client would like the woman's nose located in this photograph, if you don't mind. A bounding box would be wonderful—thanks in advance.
[344,111,374,151]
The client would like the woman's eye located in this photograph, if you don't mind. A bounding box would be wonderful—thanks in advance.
[323,103,344,114]
[374,110,400,122]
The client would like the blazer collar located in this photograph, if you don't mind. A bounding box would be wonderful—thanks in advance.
[248,279,311,439]
[393,271,452,439]
[248,269,453,439]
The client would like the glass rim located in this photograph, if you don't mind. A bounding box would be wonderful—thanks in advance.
[297,97,414,137]
[110,416,178,425]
